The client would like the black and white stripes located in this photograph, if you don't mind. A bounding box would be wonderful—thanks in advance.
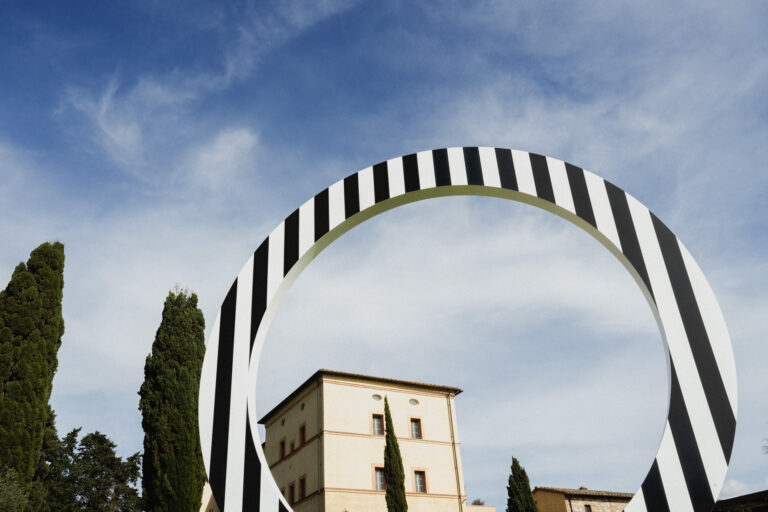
[198,147,737,512]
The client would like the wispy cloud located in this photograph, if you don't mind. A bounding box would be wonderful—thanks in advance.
[61,0,359,189]
[179,127,260,192]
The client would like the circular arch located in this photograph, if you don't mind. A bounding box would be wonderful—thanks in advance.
[198,147,737,512]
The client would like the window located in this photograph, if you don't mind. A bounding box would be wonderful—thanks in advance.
[299,425,306,445]
[410,418,422,439]
[584,506,592,512]
[279,440,286,459]
[372,414,384,435]
[414,471,427,493]
[290,441,295,453]
[299,476,306,500]
[289,483,295,505]
[375,467,386,491]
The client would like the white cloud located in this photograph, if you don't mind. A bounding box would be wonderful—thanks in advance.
[181,127,259,191]
[66,77,145,176]
[721,478,750,498]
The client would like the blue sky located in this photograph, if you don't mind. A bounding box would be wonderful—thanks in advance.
[1,0,766,507]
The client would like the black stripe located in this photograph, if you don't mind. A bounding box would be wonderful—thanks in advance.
[283,209,299,277]
[242,416,262,511]
[604,181,654,299]
[433,148,451,186]
[344,174,360,218]
[373,162,390,203]
[210,280,238,511]
[250,239,268,353]
[279,500,289,512]
[495,148,517,190]
[463,147,484,185]
[564,163,596,227]
[403,153,420,192]
[642,460,670,512]
[314,189,329,241]
[652,213,736,461]
[529,153,555,203]
[669,364,715,511]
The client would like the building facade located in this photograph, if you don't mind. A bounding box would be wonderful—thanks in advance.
[532,487,632,512]
[258,369,491,512]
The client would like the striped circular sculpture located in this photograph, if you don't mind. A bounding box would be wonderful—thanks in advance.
[198,147,737,512]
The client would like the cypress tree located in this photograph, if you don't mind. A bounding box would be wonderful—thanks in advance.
[139,290,206,512]
[383,396,407,512]
[505,457,538,512]
[0,242,65,483]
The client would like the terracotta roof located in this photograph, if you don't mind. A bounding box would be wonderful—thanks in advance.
[533,487,634,500]
[257,369,462,425]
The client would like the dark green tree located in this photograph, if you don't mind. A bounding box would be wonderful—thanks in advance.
[506,457,538,512]
[40,427,140,512]
[383,396,407,512]
[75,431,141,511]
[0,467,29,511]
[0,242,65,483]
[139,291,206,512]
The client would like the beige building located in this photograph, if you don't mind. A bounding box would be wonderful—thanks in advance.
[533,486,633,512]
[200,481,220,512]
[258,369,494,512]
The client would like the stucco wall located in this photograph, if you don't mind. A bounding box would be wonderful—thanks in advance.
[261,372,476,512]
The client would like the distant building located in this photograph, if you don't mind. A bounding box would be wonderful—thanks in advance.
[200,481,220,512]
[533,486,633,512]
[713,489,768,511]
[258,369,494,512]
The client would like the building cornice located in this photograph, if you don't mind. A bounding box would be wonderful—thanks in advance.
[258,369,462,425]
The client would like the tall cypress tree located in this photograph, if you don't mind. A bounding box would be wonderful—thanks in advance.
[0,242,65,483]
[505,457,538,512]
[383,396,407,512]
[139,290,206,512]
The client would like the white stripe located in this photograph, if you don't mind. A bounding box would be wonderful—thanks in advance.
[198,311,221,474]
[511,150,536,197]
[358,166,375,211]
[678,241,738,413]
[584,170,622,251]
[656,423,695,512]
[478,147,501,188]
[387,157,406,198]
[298,197,314,259]
[627,195,728,492]
[417,150,436,189]
[328,180,345,231]
[260,467,280,512]
[225,259,255,512]
[266,223,284,304]
[447,147,468,185]
[547,157,576,214]
[623,487,647,512]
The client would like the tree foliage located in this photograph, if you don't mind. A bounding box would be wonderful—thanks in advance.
[383,396,407,512]
[41,427,141,512]
[506,457,538,512]
[0,467,29,512]
[0,242,65,483]
[139,291,206,512]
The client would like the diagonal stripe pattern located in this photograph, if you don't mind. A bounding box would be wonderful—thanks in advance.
[198,147,737,512]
